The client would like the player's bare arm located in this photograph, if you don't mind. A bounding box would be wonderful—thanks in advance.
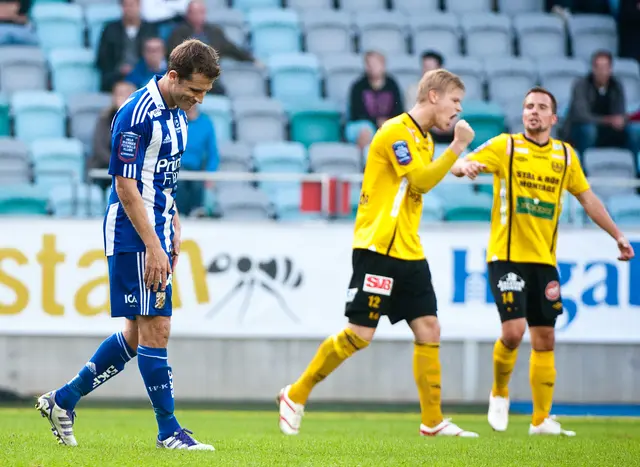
[575,189,635,261]
[406,119,475,193]
[115,176,171,291]
[171,207,181,271]
[451,156,486,179]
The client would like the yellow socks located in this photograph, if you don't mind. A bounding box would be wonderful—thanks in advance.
[413,342,443,428]
[492,339,518,398]
[288,328,370,405]
[530,350,556,426]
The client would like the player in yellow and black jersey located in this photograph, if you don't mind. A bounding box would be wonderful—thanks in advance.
[452,86,635,437]
[276,69,480,438]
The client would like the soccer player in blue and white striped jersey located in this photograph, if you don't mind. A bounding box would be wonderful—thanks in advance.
[36,39,221,451]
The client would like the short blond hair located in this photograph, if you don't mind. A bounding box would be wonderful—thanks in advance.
[416,68,465,103]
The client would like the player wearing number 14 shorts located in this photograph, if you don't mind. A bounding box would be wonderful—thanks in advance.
[452,86,634,436]
[277,69,479,438]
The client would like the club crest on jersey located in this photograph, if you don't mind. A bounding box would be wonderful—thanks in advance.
[118,132,140,163]
[551,161,564,173]
[392,140,412,165]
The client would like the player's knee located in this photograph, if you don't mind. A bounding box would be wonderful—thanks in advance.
[529,326,555,351]
[501,319,526,349]
[334,327,371,359]
[410,316,440,344]
[122,319,139,349]
[137,316,171,347]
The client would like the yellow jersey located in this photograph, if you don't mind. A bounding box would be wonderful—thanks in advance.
[468,133,590,266]
[352,113,434,261]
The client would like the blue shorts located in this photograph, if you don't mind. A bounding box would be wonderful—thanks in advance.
[108,251,173,319]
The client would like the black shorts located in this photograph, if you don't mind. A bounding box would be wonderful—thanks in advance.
[488,261,563,327]
[344,248,438,328]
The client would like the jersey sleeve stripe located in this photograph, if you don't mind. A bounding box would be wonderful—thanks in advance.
[131,92,152,126]
[104,202,119,256]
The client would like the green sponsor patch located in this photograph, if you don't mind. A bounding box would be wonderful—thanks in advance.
[516,197,555,220]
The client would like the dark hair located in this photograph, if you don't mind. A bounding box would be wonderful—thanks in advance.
[524,86,557,114]
[421,50,444,67]
[168,38,221,82]
[591,49,613,65]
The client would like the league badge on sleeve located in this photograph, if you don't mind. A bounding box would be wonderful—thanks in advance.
[118,131,140,163]
[392,140,412,165]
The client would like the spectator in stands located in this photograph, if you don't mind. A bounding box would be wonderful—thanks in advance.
[617,0,640,64]
[125,37,167,88]
[345,51,404,150]
[139,0,188,41]
[564,50,639,159]
[96,0,157,93]
[0,0,37,45]
[175,103,219,216]
[405,50,455,144]
[89,81,137,191]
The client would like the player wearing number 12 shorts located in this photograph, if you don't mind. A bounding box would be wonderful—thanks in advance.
[277,69,479,438]
[452,87,634,436]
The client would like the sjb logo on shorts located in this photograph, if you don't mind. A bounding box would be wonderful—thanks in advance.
[363,274,393,296]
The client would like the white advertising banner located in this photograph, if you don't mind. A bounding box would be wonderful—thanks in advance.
[0,219,639,342]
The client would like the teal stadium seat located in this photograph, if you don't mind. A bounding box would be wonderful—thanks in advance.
[444,192,494,222]
[31,138,85,190]
[31,3,85,51]
[0,184,48,215]
[422,194,444,222]
[49,48,100,98]
[12,91,66,143]
[85,3,122,53]
[267,52,321,109]
[0,95,9,136]
[199,96,232,144]
[459,100,506,150]
[50,183,106,217]
[269,184,320,221]
[233,0,280,13]
[253,141,307,196]
[289,101,342,148]
[607,194,640,227]
[248,9,301,61]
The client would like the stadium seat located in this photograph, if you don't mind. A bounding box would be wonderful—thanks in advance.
[232,0,280,13]
[0,46,47,94]
[475,174,494,196]
[431,175,475,202]
[248,8,301,61]
[49,48,100,98]
[445,56,485,101]
[199,96,233,144]
[354,11,408,56]
[218,141,253,172]
[421,194,444,222]
[267,52,322,108]
[85,3,122,52]
[386,55,421,94]
[409,14,460,57]
[322,53,364,112]
[0,184,48,215]
[219,60,266,98]
[254,141,307,196]
[613,58,640,105]
[460,13,513,58]
[269,184,313,221]
[216,185,274,220]
[484,57,537,106]
[514,13,566,59]
[204,0,228,9]
[339,0,386,12]
[537,58,589,106]
[11,91,66,143]
[607,194,640,226]
[209,8,246,46]
[496,0,544,14]
[0,96,9,136]
[301,10,353,57]
[443,192,493,222]
[504,104,524,134]
[392,0,439,14]
[289,101,342,148]
[49,183,106,217]
[233,97,286,145]
[0,138,31,185]
[68,93,111,155]
[31,138,85,189]
[583,147,636,200]
[459,100,506,150]
[309,142,361,174]
[288,0,333,10]
[567,14,618,60]
[446,0,493,13]
[30,3,85,51]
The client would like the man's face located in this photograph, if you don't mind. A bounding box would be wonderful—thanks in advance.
[365,54,385,80]
[433,85,464,131]
[113,82,136,108]
[143,39,165,70]
[422,57,440,74]
[169,72,213,111]
[121,0,140,22]
[522,92,557,134]
[186,1,206,29]
[592,55,612,85]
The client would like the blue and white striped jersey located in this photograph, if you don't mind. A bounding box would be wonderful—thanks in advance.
[103,75,188,257]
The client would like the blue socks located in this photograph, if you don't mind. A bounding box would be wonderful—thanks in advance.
[55,332,136,411]
[137,345,181,441]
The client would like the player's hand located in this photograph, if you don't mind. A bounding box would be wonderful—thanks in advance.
[144,242,171,292]
[172,214,182,272]
[453,119,475,147]
[617,236,634,261]
[461,160,486,180]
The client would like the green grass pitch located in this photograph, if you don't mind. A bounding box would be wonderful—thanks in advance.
[3,408,640,466]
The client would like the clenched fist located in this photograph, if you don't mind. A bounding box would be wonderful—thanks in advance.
[453,119,475,146]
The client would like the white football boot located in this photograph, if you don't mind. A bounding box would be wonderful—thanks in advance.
[529,416,576,436]
[156,428,215,450]
[277,385,304,435]
[35,390,78,447]
[420,419,479,437]
[488,392,510,432]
